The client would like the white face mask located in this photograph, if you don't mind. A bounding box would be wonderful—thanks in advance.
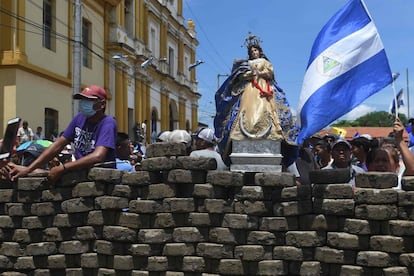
[79,100,96,117]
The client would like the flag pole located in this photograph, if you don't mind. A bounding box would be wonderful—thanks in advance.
[392,72,400,119]
[407,68,410,119]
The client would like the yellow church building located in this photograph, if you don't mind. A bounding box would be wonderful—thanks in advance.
[0,0,200,142]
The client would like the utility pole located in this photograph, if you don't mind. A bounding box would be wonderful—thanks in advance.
[407,68,410,119]
[72,0,82,117]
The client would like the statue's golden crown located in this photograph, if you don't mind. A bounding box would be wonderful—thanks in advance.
[243,32,262,48]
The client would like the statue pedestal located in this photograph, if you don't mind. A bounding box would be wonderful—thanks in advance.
[229,139,283,172]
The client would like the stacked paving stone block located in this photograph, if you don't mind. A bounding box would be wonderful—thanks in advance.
[0,142,413,275]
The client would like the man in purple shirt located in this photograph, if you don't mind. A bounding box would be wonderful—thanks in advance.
[9,85,117,183]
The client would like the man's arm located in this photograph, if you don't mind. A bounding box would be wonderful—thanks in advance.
[393,118,414,175]
[46,145,109,183]
[9,136,68,180]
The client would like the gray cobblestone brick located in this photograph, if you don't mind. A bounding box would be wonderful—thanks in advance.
[327,232,359,249]
[176,156,217,171]
[299,214,328,231]
[17,177,49,191]
[129,199,163,213]
[309,168,350,184]
[22,216,45,229]
[370,235,408,253]
[237,186,264,200]
[356,251,393,267]
[61,197,94,213]
[31,202,55,216]
[81,253,98,268]
[162,243,194,256]
[153,213,175,228]
[114,254,134,270]
[141,156,176,171]
[118,212,142,229]
[300,261,321,276]
[163,198,194,212]
[74,226,96,240]
[138,229,171,243]
[121,171,151,186]
[401,176,414,191]
[222,214,258,229]
[354,188,398,204]
[128,244,151,256]
[273,200,313,216]
[355,204,398,220]
[13,229,30,243]
[356,172,398,189]
[398,191,414,206]
[388,219,414,236]
[286,231,325,247]
[0,242,23,256]
[209,227,237,245]
[14,256,35,270]
[182,256,206,272]
[168,169,206,184]
[146,256,168,271]
[234,245,265,261]
[187,212,211,226]
[5,203,29,216]
[0,189,14,202]
[146,142,188,158]
[312,183,353,199]
[196,243,233,259]
[344,218,380,234]
[255,172,296,187]
[72,182,105,197]
[218,259,244,275]
[247,231,276,245]
[315,246,355,264]
[103,226,137,242]
[234,200,271,215]
[94,240,123,255]
[26,242,57,256]
[111,184,131,198]
[204,199,232,213]
[173,227,204,242]
[273,246,303,261]
[95,196,129,210]
[339,265,364,275]
[47,254,66,268]
[0,215,15,228]
[313,199,354,216]
[259,216,292,231]
[147,183,176,199]
[258,260,286,275]
[58,240,89,254]
[207,171,244,187]
[88,167,124,183]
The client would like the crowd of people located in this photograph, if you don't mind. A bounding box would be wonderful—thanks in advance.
[0,81,413,191]
[292,117,414,189]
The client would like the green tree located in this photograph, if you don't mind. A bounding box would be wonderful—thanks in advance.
[333,111,407,127]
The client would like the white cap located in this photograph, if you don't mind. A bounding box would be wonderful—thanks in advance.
[169,130,192,144]
[197,128,216,144]
[157,131,171,142]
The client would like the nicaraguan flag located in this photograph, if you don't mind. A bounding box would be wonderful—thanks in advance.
[296,0,392,144]
[389,88,404,115]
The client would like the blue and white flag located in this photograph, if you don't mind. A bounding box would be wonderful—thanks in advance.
[296,0,392,144]
[389,88,404,115]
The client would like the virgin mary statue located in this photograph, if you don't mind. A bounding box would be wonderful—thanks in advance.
[214,33,299,167]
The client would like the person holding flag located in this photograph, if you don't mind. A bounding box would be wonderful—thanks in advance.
[296,0,393,145]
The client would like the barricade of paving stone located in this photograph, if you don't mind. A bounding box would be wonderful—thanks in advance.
[1,143,414,275]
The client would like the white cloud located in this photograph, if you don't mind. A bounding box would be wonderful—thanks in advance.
[343,104,376,121]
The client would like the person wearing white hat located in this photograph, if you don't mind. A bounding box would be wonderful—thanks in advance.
[190,128,228,170]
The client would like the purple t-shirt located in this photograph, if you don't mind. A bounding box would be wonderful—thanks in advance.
[62,113,117,167]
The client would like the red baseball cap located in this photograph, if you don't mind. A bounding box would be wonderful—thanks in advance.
[73,85,107,100]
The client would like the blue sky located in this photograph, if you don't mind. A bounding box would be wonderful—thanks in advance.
[183,0,414,127]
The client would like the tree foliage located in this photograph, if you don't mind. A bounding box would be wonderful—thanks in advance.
[332,111,408,127]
